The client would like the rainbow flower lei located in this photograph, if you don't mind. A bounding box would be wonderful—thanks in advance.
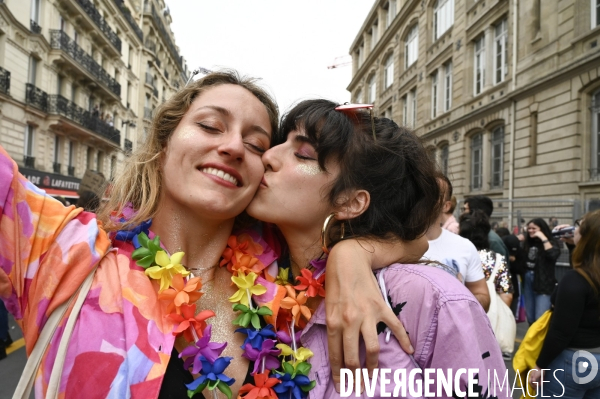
[116,221,320,399]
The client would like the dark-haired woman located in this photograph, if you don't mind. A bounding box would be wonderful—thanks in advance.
[523,218,560,324]
[528,210,600,397]
[459,211,513,307]
[242,100,508,398]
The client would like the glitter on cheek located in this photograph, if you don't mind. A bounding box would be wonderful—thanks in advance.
[295,163,322,176]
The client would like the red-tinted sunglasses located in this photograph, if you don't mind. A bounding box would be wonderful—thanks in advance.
[334,103,376,141]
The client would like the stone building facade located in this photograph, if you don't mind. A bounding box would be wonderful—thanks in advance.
[348,0,600,223]
[0,0,187,197]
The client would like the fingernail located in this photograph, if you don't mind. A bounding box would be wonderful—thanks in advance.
[335,383,340,393]
[409,345,414,353]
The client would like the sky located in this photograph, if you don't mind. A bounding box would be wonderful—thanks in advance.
[167,1,376,114]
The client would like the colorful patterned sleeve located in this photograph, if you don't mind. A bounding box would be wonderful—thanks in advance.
[0,145,111,354]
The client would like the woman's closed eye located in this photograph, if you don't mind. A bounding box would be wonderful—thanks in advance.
[245,141,267,155]
[196,122,222,133]
[295,143,317,160]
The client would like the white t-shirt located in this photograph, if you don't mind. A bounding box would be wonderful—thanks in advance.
[424,228,484,284]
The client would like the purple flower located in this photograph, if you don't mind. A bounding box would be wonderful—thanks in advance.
[179,325,227,374]
[242,339,281,375]
[185,356,235,391]
[115,219,152,245]
[273,372,312,399]
[309,258,327,277]
[276,328,302,345]
[235,324,277,350]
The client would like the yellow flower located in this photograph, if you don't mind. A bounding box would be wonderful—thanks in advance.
[228,271,267,306]
[275,344,314,365]
[145,250,189,292]
[275,268,289,285]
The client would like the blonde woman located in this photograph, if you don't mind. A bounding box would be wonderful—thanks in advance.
[0,71,419,398]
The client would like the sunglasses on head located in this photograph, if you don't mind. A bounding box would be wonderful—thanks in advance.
[334,103,377,141]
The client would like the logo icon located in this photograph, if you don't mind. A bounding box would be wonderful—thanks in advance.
[572,350,598,385]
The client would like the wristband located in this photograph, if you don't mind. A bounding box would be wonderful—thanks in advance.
[541,239,549,244]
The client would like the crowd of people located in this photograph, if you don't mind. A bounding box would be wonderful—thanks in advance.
[0,69,598,398]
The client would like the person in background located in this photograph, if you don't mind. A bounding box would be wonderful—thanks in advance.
[425,178,490,311]
[496,227,510,238]
[459,211,513,308]
[0,299,12,360]
[439,175,459,234]
[548,216,559,229]
[462,195,510,261]
[523,218,561,324]
[529,210,600,397]
[501,233,527,317]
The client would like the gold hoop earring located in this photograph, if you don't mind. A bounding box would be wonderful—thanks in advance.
[321,213,345,254]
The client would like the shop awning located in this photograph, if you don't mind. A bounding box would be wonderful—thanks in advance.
[44,188,80,198]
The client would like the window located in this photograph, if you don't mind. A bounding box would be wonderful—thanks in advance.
[494,19,508,85]
[403,95,408,126]
[384,107,392,119]
[28,56,37,85]
[59,16,65,31]
[471,133,483,190]
[444,62,453,112]
[384,54,394,89]
[357,43,364,67]
[491,126,504,188]
[87,147,94,170]
[355,88,363,104]
[368,74,377,103]
[431,71,438,118]
[474,35,485,95]
[370,21,378,50]
[440,144,449,176]
[591,90,600,179]
[24,125,34,157]
[111,156,117,180]
[57,75,63,95]
[387,1,397,28]
[68,141,74,167]
[54,135,60,163]
[434,0,454,40]
[71,84,76,102]
[411,88,417,127]
[592,0,600,28]
[405,25,419,68]
[97,151,104,173]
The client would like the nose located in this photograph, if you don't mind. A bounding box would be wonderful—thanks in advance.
[261,144,283,172]
[218,131,245,161]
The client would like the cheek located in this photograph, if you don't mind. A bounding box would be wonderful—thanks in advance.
[295,164,322,176]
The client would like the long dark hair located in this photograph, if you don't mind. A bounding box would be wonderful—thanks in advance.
[524,218,557,253]
[572,210,600,291]
[277,99,441,244]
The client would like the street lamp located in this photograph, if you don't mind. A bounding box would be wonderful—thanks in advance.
[185,66,213,86]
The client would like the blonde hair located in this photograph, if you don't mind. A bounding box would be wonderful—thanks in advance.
[97,70,279,231]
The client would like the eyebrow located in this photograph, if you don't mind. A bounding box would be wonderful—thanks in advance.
[293,134,316,146]
[193,105,271,139]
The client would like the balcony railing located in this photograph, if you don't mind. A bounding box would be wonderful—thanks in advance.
[145,72,154,86]
[26,83,48,112]
[53,162,61,173]
[124,138,132,153]
[0,66,10,95]
[590,169,600,181]
[24,156,35,168]
[171,78,180,89]
[145,40,156,53]
[47,94,121,146]
[68,166,75,176]
[149,3,183,70]
[113,0,143,41]
[144,107,153,120]
[50,30,121,97]
[30,20,42,34]
[76,0,121,52]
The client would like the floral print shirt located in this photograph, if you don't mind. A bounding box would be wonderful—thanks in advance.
[479,249,513,294]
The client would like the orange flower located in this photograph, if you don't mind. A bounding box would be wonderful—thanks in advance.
[280,285,312,327]
[158,274,203,314]
[167,303,215,342]
[293,268,325,298]
[238,372,280,399]
[221,235,267,276]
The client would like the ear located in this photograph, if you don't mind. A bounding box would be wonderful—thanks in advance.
[442,200,452,214]
[335,189,370,221]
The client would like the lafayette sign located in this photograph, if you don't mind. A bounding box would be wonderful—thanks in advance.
[19,167,81,191]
